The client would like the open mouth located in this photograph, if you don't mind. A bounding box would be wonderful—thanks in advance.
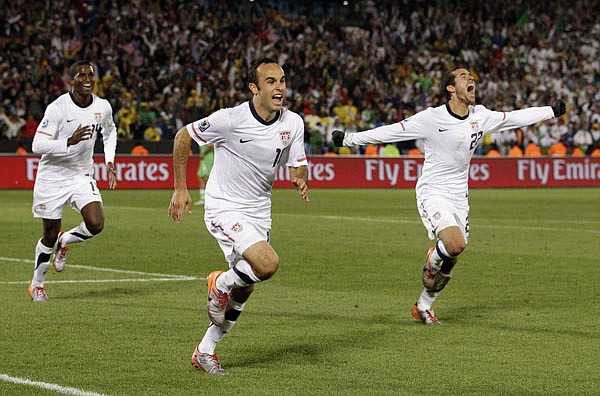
[467,84,475,94]
[272,94,283,104]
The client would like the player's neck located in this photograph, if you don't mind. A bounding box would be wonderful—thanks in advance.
[252,99,277,123]
[447,98,469,117]
[71,90,92,107]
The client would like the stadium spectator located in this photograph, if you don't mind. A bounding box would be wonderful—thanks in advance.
[364,144,379,156]
[168,58,309,375]
[0,110,25,140]
[508,143,524,157]
[15,142,28,155]
[28,61,117,302]
[382,143,401,157]
[524,141,543,156]
[20,114,39,140]
[548,139,568,156]
[130,141,149,156]
[486,144,502,157]
[408,144,424,157]
[333,66,565,325]
[1,0,599,156]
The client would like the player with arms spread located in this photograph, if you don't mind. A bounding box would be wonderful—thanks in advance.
[168,57,309,374]
[333,66,565,324]
[29,61,117,302]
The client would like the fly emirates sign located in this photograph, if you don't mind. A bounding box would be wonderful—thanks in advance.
[1,155,599,189]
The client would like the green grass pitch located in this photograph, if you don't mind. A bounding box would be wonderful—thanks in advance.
[0,188,598,395]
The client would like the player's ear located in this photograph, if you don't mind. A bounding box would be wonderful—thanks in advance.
[249,82,259,95]
[446,84,456,95]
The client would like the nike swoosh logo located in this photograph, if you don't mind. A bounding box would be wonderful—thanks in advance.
[67,119,75,122]
[438,128,449,132]
[239,139,253,143]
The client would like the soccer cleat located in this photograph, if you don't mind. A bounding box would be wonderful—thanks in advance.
[53,231,68,272]
[194,199,205,206]
[28,281,49,302]
[422,247,438,289]
[412,303,440,325]
[191,347,228,375]
[422,247,452,292]
[207,271,230,327]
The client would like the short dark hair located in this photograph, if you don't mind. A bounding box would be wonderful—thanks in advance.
[69,61,94,79]
[247,57,279,86]
[442,65,470,100]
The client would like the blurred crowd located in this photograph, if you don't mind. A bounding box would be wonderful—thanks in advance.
[1,0,599,156]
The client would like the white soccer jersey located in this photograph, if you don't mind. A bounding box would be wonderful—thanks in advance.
[186,101,307,219]
[345,104,555,195]
[32,92,117,181]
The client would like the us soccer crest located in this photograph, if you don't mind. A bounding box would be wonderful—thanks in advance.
[95,112,102,122]
[279,130,291,145]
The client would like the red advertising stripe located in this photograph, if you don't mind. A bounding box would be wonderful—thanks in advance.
[1,155,599,189]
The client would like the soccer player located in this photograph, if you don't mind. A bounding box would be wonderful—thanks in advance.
[29,61,117,302]
[194,144,213,205]
[333,66,566,325]
[168,57,309,374]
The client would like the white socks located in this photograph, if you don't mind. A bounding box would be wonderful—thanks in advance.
[32,239,53,287]
[60,221,93,246]
[198,300,246,354]
[216,261,261,293]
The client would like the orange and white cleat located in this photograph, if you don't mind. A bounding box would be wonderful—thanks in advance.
[412,303,440,325]
[206,271,230,327]
[191,346,228,375]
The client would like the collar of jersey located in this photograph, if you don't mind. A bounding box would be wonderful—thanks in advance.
[249,101,280,125]
[445,103,469,120]
[69,91,93,109]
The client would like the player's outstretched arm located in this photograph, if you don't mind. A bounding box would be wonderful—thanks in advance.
[552,99,566,117]
[168,128,193,223]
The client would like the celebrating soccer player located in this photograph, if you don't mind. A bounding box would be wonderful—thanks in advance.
[333,66,565,325]
[29,61,117,302]
[168,57,309,374]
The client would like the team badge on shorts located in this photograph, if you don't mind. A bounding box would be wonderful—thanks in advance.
[231,222,243,233]
[279,130,291,145]
[433,211,441,220]
[198,118,210,132]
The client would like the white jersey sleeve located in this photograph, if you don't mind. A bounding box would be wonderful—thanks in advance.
[479,105,555,135]
[344,109,432,146]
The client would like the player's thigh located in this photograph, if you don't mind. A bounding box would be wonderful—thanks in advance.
[70,178,103,213]
[205,213,270,264]
[33,179,71,219]
[417,193,469,243]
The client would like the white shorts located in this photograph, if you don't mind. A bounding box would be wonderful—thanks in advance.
[32,176,102,219]
[417,190,470,243]
[205,212,271,265]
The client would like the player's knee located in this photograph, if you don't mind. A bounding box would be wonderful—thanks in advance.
[86,218,104,235]
[254,254,279,280]
[445,239,466,257]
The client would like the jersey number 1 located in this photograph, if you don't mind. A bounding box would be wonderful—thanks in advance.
[272,148,283,167]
